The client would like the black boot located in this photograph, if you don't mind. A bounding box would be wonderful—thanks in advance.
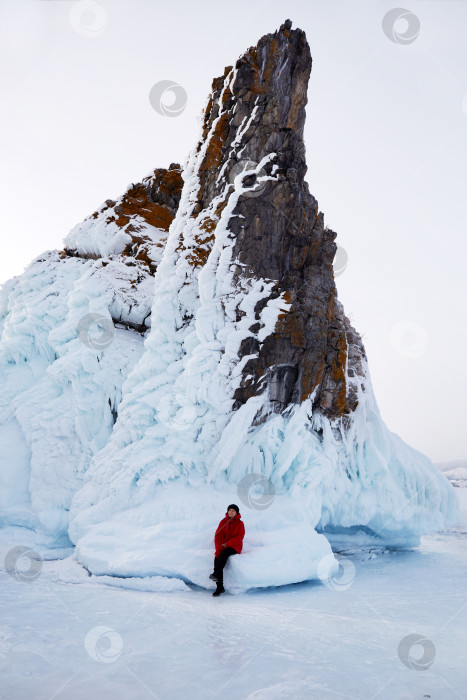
[212,586,225,597]
[209,573,218,581]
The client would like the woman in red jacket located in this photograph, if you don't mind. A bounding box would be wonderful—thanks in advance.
[209,504,245,596]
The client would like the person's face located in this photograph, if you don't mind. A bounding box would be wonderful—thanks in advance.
[227,508,237,518]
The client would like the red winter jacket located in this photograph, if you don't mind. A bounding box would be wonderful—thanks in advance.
[214,512,245,558]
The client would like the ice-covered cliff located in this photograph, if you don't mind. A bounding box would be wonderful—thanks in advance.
[0,20,458,591]
[0,165,182,537]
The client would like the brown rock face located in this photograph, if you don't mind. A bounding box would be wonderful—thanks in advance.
[58,164,183,334]
[119,164,183,274]
[181,20,367,422]
[63,163,183,274]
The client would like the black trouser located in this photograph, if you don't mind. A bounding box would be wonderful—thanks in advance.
[213,547,237,588]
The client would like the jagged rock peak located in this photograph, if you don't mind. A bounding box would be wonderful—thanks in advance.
[193,19,311,209]
[179,20,365,422]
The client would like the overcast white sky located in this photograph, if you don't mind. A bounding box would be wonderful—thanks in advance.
[0,0,466,463]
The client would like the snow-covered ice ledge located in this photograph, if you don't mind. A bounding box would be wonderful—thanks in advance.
[71,483,333,594]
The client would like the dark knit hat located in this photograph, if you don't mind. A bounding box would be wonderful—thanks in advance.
[227,504,239,514]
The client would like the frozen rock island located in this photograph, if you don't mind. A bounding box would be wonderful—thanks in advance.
[0,20,459,593]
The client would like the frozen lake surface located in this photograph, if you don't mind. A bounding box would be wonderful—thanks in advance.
[1,489,466,700]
